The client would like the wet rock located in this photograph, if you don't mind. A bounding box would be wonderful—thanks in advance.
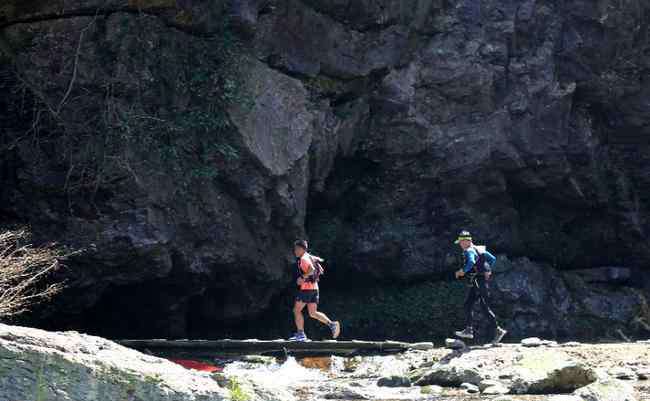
[211,372,229,387]
[573,379,637,401]
[445,338,466,350]
[608,367,636,380]
[377,375,411,388]
[461,382,480,393]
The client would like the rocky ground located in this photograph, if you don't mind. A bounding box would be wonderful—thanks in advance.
[257,339,650,401]
[2,322,648,401]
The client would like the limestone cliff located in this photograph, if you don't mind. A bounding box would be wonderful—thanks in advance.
[0,0,649,340]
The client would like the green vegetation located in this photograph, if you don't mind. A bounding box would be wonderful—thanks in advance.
[227,377,250,401]
[34,357,48,401]
[6,10,250,199]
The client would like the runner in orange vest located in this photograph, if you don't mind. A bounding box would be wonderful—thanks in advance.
[289,240,341,341]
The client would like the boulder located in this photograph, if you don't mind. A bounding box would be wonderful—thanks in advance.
[508,351,597,394]
[0,324,230,401]
[573,379,637,401]
[415,363,482,387]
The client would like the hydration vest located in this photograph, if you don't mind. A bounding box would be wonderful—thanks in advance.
[296,254,325,283]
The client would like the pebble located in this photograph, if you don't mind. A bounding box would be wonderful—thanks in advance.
[521,337,557,347]
[445,338,466,350]
[521,337,543,347]
[460,383,479,393]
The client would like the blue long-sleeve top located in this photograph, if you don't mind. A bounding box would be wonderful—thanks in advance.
[463,247,497,272]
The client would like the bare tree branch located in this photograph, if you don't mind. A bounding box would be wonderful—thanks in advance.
[0,229,66,317]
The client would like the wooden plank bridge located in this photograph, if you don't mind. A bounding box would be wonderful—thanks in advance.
[119,339,435,356]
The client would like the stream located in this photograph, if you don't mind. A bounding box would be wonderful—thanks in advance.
[222,353,435,401]
[160,342,650,401]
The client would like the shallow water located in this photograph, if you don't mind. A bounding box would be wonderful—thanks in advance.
[222,355,432,401]
[224,356,327,389]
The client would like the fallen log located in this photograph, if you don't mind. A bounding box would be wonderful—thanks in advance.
[118,339,434,355]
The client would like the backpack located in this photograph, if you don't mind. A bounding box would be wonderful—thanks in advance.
[469,246,490,274]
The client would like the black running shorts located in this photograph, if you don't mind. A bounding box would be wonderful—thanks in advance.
[295,290,319,304]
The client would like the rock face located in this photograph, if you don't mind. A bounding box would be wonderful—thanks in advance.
[0,0,649,339]
[0,323,229,401]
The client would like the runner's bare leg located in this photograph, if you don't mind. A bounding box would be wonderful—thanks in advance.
[294,301,306,331]
[307,303,332,325]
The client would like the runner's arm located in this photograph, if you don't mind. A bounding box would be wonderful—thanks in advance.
[483,250,497,268]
